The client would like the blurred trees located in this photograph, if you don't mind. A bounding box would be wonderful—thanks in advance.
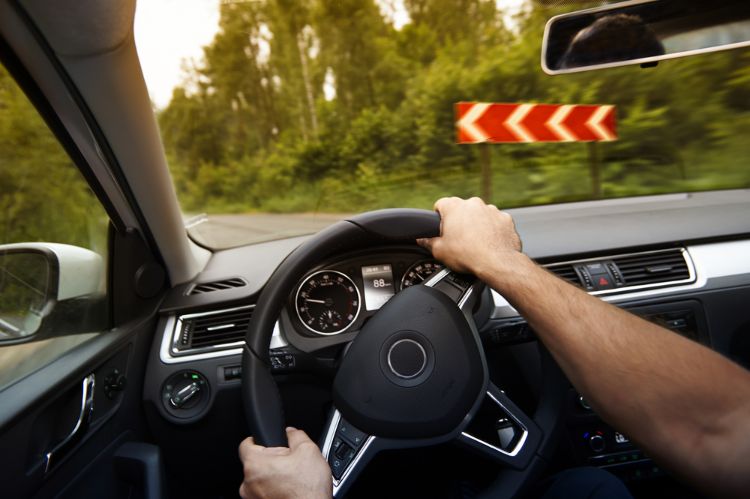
[0,66,107,249]
[157,1,750,215]
[3,0,749,248]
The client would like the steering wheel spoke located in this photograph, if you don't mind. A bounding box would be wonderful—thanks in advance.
[424,268,483,316]
[244,210,556,496]
[456,381,542,470]
[320,408,376,497]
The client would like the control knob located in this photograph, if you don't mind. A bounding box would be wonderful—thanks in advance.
[162,370,208,415]
[588,434,606,453]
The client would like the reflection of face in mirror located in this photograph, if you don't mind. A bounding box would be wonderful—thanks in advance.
[560,14,665,69]
[0,253,51,338]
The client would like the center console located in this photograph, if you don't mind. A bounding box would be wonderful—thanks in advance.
[563,300,708,482]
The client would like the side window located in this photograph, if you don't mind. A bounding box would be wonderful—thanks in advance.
[0,64,109,389]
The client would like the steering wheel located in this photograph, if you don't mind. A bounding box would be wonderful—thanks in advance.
[242,209,563,497]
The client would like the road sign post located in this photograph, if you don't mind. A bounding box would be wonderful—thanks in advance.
[479,144,492,203]
[456,102,617,201]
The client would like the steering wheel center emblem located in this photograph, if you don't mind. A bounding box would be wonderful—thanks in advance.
[387,339,427,379]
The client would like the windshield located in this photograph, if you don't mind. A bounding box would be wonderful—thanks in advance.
[134,0,750,250]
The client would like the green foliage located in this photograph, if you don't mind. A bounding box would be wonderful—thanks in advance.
[0,66,107,251]
[152,0,750,218]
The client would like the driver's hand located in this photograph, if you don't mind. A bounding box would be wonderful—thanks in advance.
[418,197,523,277]
[238,427,332,499]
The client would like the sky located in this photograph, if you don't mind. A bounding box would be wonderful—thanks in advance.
[134,0,526,109]
[134,0,220,108]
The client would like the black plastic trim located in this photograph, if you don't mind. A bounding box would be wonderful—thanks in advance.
[9,2,164,261]
[113,442,167,499]
[0,34,126,232]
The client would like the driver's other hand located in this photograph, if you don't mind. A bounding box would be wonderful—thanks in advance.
[238,427,332,499]
[418,197,523,277]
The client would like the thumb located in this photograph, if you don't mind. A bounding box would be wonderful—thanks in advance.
[417,237,437,252]
[286,427,314,450]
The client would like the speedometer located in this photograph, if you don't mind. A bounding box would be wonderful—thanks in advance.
[295,270,361,335]
[400,260,445,290]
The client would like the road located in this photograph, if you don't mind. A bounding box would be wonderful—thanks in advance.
[186,212,354,248]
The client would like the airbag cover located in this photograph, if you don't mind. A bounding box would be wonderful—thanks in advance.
[333,285,485,438]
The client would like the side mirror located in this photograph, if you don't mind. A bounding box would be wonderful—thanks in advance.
[542,0,750,74]
[0,243,105,341]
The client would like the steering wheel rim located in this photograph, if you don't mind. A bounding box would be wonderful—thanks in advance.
[241,208,562,497]
[242,209,443,446]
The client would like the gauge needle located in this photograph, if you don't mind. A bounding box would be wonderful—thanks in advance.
[305,298,326,304]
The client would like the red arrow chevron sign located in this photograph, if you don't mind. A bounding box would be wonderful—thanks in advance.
[456,102,617,143]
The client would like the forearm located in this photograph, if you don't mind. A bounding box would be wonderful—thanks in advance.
[479,253,750,496]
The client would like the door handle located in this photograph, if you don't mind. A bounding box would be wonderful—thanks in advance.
[44,374,95,473]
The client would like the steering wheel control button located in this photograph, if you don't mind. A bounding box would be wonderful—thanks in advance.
[387,339,427,379]
[329,457,345,480]
[329,418,367,480]
[329,442,358,481]
[337,419,367,448]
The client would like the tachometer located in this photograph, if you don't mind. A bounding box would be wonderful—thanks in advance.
[295,270,361,335]
[400,260,445,290]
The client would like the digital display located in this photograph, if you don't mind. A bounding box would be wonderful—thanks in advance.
[361,264,395,311]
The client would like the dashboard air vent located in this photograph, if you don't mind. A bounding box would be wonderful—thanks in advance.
[612,249,691,287]
[175,306,252,353]
[546,264,581,286]
[189,278,246,295]
[543,248,694,295]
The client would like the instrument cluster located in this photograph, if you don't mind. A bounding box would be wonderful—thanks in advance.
[291,250,444,336]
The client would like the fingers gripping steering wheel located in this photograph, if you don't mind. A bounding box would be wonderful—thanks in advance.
[242,209,559,497]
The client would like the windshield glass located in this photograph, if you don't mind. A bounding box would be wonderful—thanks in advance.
[134,0,750,249]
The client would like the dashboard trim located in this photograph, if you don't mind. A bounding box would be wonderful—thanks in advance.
[546,247,697,296]
[492,242,750,318]
[157,240,750,363]
[159,308,287,365]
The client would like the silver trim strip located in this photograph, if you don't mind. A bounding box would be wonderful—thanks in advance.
[171,304,255,357]
[545,248,696,297]
[492,246,711,319]
[460,390,529,458]
[320,409,342,458]
[424,268,451,288]
[457,285,475,310]
[269,320,288,350]
[159,305,288,364]
[44,374,95,472]
[540,0,750,75]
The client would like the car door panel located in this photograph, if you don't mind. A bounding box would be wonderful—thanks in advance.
[0,318,157,498]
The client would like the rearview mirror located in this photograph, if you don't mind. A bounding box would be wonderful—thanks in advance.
[0,244,104,340]
[542,0,750,74]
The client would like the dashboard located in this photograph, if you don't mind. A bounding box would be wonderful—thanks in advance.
[143,190,750,495]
